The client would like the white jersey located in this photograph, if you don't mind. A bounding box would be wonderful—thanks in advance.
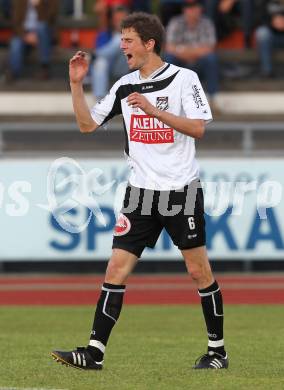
[90,63,212,190]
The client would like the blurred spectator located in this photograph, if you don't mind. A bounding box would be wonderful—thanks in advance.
[159,0,184,26]
[92,0,151,30]
[165,0,219,102]
[203,0,254,47]
[131,0,151,13]
[6,0,59,81]
[256,0,284,77]
[60,0,74,16]
[91,5,129,99]
[0,0,11,19]
[93,0,131,30]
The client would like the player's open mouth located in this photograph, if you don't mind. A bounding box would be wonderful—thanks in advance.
[126,54,133,63]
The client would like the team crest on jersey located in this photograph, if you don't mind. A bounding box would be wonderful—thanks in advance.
[156,96,169,111]
[114,213,131,236]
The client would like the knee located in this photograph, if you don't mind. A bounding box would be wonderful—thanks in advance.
[37,21,50,32]
[10,37,22,51]
[201,52,218,66]
[105,259,126,284]
[188,263,212,284]
[93,57,109,73]
[106,260,120,278]
[256,26,272,43]
[188,263,204,282]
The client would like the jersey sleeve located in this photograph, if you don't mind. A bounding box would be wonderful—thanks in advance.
[181,71,213,123]
[90,79,122,126]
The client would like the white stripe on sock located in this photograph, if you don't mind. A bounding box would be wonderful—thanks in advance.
[102,286,125,293]
[198,287,220,297]
[103,291,117,322]
[212,294,224,317]
[89,339,106,353]
[208,338,224,348]
[77,353,81,366]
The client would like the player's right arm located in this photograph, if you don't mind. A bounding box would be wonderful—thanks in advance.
[69,51,99,133]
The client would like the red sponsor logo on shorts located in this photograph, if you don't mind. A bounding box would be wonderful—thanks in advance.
[114,213,131,236]
[130,114,174,144]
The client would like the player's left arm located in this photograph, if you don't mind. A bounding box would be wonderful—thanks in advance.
[127,93,205,139]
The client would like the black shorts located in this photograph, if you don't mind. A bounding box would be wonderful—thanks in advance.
[112,179,206,258]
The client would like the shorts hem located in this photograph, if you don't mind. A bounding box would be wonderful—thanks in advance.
[178,242,206,250]
[112,243,144,258]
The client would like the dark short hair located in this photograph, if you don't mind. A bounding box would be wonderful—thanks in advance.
[121,12,165,55]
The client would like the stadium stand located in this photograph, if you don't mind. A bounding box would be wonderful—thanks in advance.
[1,1,284,157]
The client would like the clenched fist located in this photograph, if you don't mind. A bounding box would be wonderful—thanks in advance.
[127,92,156,115]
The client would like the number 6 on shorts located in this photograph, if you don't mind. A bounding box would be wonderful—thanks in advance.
[188,217,195,230]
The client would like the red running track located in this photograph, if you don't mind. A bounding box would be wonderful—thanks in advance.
[0,274,284,305]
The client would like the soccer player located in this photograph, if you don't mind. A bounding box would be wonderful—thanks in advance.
[51,11,228,370]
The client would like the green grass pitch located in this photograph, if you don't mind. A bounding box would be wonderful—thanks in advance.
[0,305,283,390]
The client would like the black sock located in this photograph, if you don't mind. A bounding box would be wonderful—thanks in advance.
[198,280,226,357]
[87,282,125,361]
